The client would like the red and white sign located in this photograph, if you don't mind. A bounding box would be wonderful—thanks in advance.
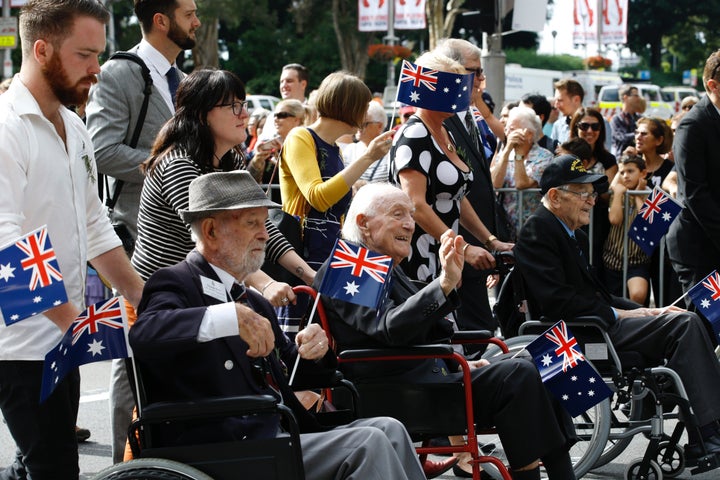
[358,0,426,32]
[573,0,628,45]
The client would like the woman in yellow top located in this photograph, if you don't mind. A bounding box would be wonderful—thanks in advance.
[278,71,392,337]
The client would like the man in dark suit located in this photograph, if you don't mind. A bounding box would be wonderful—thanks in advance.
[435,38,513,341]
[129,171,431,480]
[667,50,720,306]
[514,155,720,463]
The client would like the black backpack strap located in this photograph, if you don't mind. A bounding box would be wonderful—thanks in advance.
[104,51,154,211]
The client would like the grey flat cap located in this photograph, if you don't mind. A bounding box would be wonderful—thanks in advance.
[179,171,280,224]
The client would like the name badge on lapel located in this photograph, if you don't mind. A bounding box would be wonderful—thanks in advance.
[200,276,227,302]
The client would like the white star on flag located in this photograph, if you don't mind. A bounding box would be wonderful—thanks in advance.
[588,390,595,397]
[443,87,449,93]
[541,354,553,367]
[701,298,711,309]
[589,377,596,383]
[87,339,105,356]
[343,281,360,296]
[662,212,672,221]
[410,91,420,102]
[571,375,578,381]
[33,296,42,303]
[0,263,15,282]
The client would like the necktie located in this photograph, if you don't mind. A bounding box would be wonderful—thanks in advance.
[166,66,180,105]
[465,109,480,151]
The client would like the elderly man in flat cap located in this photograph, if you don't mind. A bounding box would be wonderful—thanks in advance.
[129,171,432,480]
[514,154,720,465]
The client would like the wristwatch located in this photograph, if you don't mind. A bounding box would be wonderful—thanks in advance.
[514,154,525,161]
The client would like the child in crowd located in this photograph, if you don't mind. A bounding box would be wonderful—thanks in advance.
[602,154,650,304]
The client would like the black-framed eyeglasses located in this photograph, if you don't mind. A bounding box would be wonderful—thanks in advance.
[275,111,295,119]
[577,122,601,132]
[465,66,484,78]
[557,187,598,200]
[217,100,249,116]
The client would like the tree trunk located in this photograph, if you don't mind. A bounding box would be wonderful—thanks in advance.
[332,0,370,78]
[192,16,219,69]
[426,0,445,51]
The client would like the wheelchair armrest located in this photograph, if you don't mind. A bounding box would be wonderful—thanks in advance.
[291,369,346,391]
[338,344,455,361]
[450,330,494,341]
[140,394,280,424]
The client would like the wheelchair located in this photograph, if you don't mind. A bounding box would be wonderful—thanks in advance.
[294,284,522,480]
[484,266,720,479]
[93,352,359,480]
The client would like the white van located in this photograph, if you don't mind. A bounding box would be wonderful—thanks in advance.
[562,70,623,108]
[504,65,563,102]
[661,86,701,114]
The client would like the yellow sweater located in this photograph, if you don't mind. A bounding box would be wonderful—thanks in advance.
[279,127,349,217]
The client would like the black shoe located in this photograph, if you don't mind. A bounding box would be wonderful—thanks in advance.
[75,425,91,443]
[452,463,494,479]
[685,433,720,465]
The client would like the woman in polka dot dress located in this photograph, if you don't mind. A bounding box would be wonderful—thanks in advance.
[389,51,499,285]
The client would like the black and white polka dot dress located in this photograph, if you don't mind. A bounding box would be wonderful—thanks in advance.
[390,116,473,283]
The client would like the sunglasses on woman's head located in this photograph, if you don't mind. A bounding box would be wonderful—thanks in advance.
[577,122,601,132]
[275,111,295,119]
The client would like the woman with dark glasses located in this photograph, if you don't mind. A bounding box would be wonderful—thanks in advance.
[568,107,618,278]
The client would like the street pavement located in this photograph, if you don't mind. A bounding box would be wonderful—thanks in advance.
[1,360,718,479]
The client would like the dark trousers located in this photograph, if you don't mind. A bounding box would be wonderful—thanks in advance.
[608,311,720,426]
[457,267,495,355]
[0,361,80,480]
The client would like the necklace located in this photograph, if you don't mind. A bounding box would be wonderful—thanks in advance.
[446,142,455,153]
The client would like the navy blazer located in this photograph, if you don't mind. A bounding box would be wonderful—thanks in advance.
[514,205,638,330]
[131,250,336,445]
[667,94,720,268]
[314,260,457,383]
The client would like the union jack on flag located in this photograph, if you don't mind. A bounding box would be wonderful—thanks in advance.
[41,297,131,402]
[0,226,68,326]
[16,228,63,290]
[639,187,670,223]
[330,240,391,283]
[629,187,681,256]
[545,321,586,372]
[396,60,474,113]
[71,297,125,345]
[525,320,612,417]
[319,239,392,309]
[400,61,439,91]
[688,270,720,343]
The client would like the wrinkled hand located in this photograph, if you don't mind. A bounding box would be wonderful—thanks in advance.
[438,230,464,291]
[263,281,296,308]
[492,240,514,252]
[617,305,685,321]
[486,274,499,289]
[464,245,495,271]
[295,323,329,360]
[365,131,394,161]
[235,303,275,357]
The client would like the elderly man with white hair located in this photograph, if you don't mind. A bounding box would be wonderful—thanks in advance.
[341,101,391,181]
[490,105,554,229]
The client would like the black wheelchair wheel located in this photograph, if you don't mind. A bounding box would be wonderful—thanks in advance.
[624,458,663,480]
[656,441,685,478]
[92,458,214,480]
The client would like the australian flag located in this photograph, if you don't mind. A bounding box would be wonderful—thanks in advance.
[688,270,720,343]
[525,321,612,417]
[41,297,131,402]
[628,187,682,256]
[396,60,474,113]
[0,226,68,326]
[318,239,392,308]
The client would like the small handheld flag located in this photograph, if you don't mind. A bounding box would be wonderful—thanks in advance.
[525,320,612,417]
[628,187,682,256]
[41,297,131,402]
[317,239,392,309]
[0,226,68,326]
[396,60,474,113]
[688,270,720,343]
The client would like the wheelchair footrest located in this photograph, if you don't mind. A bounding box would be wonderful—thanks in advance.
[689,452,720,475]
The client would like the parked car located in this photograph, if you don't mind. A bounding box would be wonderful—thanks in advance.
[246,94,280,114]
[661,86,701,114]
[597,84,674,121]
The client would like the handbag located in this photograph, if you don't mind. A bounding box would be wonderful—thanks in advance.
[494,192,517,243]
